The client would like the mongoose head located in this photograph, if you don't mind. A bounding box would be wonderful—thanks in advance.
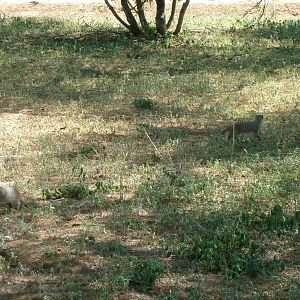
[255,115,264,121]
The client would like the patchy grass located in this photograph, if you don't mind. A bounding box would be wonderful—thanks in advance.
[0,3,299,299]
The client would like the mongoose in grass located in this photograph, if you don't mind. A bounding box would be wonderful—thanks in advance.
[223,115,264,141]
[0,187,23,209]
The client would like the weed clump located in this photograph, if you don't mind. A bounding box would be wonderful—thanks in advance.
[130,258,165,291]
[42,183,94,200]
[164,205,297,278]
[133,98,156,110]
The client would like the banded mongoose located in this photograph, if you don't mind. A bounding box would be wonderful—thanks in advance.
[0,186,23,209]
[223,115,264,141]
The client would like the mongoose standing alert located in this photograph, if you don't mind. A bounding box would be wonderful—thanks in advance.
[222,115,264,141]
[0,186,23,209]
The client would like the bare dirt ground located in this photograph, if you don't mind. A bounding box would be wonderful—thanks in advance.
[1,2,300,20]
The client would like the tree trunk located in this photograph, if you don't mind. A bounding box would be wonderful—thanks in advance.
[136,0,149,30]
[166,0,176,30]
[174,0,190,35]
[105,0,190,37]
[121,0,142,36]
[155,0,167,36]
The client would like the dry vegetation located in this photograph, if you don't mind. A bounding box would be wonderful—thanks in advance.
[0,2,299,299]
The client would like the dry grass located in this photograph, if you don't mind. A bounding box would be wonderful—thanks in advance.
[0,2,299,299]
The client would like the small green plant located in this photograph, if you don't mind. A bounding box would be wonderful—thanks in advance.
[287,280,300,300]
[133,98,156,110]
[61,280,84,300]
[136,171,207,208]
[256,20,300,42]
[266,204,286,228]
[0,255,6,271]
[95,180,117,193]
[244,242,285,278]
[264,204,300,232]
[42,183,94,200]
[122,216,147,230]
[79,145,97,158]
[130,258,165,291]
[41,251,64,273]
[107,240,126,256]
[170,209,286,278]
[0,250,18,271]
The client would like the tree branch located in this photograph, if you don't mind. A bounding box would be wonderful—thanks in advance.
[121,0,142,35]
[127,0,138,13]
[174,0,190,35]
[136,0,149,30]
[166,0,176,30]
[104,0,131,30]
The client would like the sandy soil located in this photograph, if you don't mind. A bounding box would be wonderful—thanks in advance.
[2,0,300,4]
[0,1,299,22]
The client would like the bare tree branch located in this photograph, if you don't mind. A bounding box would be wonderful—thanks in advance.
[174,0,190,35]
[243,0,275,20]
[121,0,142,35]
[136,0,149,30]
[242,0,265,19]
[127,0,138,13]
[166,0,176,30]
[104,0,131,30]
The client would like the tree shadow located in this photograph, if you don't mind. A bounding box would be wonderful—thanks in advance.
[0,17,132,50]
[247,19,300,42]
[119,109,298,164]
[1,16,299,120]
[0,231,166,298]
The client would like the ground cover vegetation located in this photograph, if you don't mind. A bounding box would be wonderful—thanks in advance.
[0,2,299,299]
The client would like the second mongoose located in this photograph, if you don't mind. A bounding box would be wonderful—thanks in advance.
[0,186,23,209]
[222,115,264,141]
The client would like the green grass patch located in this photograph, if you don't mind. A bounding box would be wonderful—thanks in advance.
[0,4,299,299]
